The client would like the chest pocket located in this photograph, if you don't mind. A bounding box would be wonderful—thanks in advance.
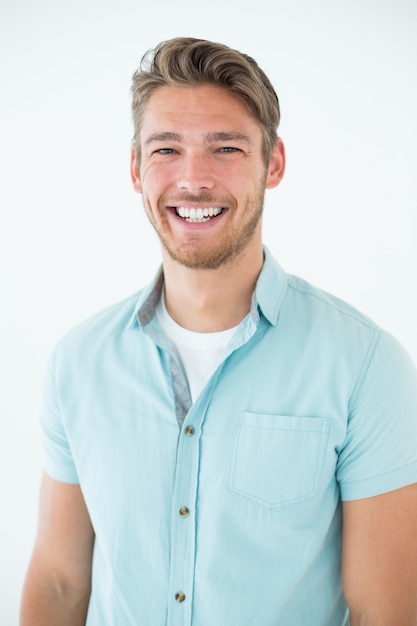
[229,412,330,511]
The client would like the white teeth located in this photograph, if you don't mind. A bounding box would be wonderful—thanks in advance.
[175,207,223,221]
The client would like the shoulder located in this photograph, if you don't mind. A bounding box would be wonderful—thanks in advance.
[54,289,143,365]
[283,273,417,384]
[281,273,381,361]
[287,273,378,331]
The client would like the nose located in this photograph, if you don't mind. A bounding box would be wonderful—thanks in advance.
[176,153,215,193]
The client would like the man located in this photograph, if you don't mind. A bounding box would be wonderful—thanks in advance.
[20,37,417,626]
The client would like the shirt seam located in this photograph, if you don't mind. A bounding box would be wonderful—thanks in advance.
[347,328,381,416]
[339,459,417,486]
[287,278,379,332]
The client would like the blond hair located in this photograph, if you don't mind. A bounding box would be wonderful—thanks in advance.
[131,37,280,164]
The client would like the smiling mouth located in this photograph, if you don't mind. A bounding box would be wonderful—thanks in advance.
[174,207,224,223]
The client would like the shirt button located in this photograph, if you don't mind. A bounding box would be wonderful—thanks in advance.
[185,426,195,436]
[175,591,186,603]
[179,506,190,518]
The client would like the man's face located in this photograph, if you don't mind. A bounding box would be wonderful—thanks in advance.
[131,84,284,270]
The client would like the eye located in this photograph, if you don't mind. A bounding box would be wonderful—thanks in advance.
[219,146,241,153]
[154,148,175,155]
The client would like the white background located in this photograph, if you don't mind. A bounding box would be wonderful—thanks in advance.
[1,0,416,622]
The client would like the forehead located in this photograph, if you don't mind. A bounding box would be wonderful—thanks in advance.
[140,84,262,141]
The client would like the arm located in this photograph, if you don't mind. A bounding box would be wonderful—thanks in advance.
[20,472,95,626]
[342,483,417,626]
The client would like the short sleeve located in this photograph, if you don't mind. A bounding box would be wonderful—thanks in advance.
[337,330,417,500]
[40,346,80,484]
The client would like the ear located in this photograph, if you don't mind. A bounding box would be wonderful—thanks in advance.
[130,148,142,193]
[265,138,286,189]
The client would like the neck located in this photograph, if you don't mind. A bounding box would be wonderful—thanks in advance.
[162,245,264,332]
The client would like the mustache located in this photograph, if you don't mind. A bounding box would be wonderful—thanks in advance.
[162,192,232,205]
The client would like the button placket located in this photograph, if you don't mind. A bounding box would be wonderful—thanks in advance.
[168,377,224,624]
[167,418,200,625]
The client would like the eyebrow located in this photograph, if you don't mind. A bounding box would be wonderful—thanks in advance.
[144,131,252,145]
[205,132,252,144]
[144,132,182,145]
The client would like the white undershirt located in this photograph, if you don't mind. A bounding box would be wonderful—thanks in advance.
[156,291,238,403]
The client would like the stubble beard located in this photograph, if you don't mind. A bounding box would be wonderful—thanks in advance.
[142,183,267,271]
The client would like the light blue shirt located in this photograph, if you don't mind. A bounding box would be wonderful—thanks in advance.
[41,247,417,626]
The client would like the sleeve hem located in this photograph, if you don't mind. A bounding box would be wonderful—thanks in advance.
[340,462,417,501]
[44,461,80,485]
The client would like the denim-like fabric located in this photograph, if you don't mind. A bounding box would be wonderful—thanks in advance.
[41,247,417,626]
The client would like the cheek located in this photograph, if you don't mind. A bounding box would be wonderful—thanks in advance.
[141,166,172,198]
[221,161,263,186]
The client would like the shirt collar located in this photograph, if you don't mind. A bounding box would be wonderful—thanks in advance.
[127,267,164,329]
[127,245,288,330]
[254,246,288,326]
